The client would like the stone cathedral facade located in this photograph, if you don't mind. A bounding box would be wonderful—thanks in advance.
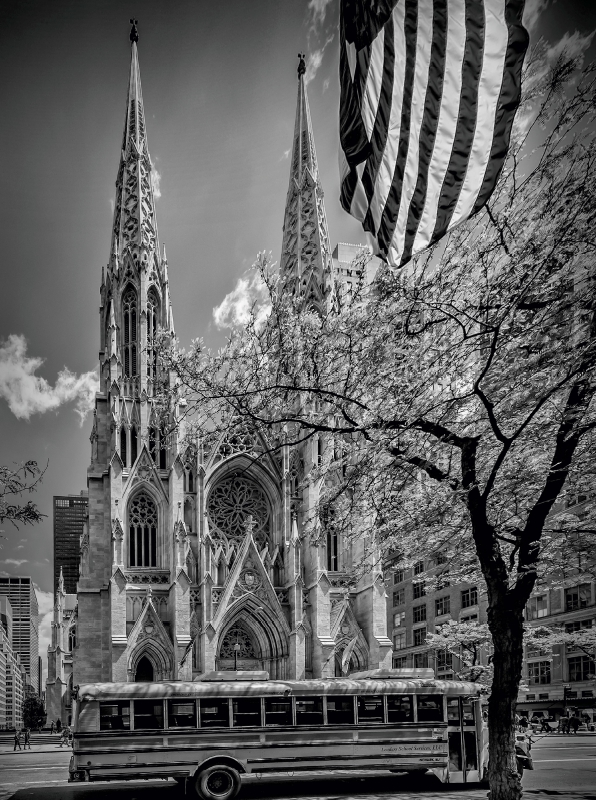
[73,37,391,686]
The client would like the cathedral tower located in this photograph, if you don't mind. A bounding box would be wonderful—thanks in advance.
[75,26,191,684]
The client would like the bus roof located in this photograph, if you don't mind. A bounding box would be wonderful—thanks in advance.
[76,677,482,702]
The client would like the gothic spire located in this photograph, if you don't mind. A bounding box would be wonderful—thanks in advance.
[110,26,160,267]
[280,54,332,298]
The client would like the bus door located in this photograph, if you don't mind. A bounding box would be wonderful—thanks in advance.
[446,697,480,783]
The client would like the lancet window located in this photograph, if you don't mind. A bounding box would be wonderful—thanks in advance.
[128,491,158,567]
[120,427,128,467]
[149,425,167,470]
[146,288,159,380]
[130,426,138,465]
[122,287,138,377]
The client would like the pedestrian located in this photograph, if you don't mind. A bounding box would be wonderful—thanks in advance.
[515,712,520,730]
[59,727,68,747]
[540,717,550,733]
[559,716,569,734]
[23,727,31,749]
[519,715,528,732]
[13,730,22,751]
[569,714,580,734]
[50,720,55,734]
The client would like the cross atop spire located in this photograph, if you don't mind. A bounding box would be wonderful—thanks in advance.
[109,27,160,267]
[280,54,332,302]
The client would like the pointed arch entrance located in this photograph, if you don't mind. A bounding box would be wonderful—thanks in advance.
[216,601,289,678]
[135,655,154,682]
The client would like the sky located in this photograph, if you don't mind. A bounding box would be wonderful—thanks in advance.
[1,0,595,684]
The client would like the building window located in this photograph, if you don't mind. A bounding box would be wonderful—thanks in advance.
[394,570,405,584]
[566,619,593,633]
[413,627,426,647]
[393,612,405,627]
[413,581,426,600]
[526,694,535,701]
[435,553,448,565]
[539,693,549,700]
[461,613,478,622]
[565,584,592,612]
[128,492,158,567]
[393,656,407,669]
[461,587,478,609]
[414,652,429,668]
[413,604,427,623]
[393,588,405,606]
[526,595,548,620]
[435,596,451,616]
[528,660,551,685]
[394,632,406,650]
[437,570,450,589]
[568,655,595,682]
[122,286,137,377]
[437,650,453,670]
[413,560,424,575]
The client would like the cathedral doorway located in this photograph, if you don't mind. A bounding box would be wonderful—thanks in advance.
[135,655,154,682]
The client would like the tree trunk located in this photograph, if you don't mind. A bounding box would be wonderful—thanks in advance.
[487,602,525,800]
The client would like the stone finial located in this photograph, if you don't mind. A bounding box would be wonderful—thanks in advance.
[243,515,257,537]
[297,52,306,78]
[130,18,139,43]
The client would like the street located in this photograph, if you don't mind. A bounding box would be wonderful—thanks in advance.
[0,734,595,800]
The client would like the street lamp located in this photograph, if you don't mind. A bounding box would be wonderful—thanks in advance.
[233,642,241,671]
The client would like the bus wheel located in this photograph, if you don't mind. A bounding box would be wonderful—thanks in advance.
[195,765,241,800]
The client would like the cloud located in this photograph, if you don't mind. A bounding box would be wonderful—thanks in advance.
[546,29,595,63]
[213,271,271,330]
[305,35,335,85]
[523,0,548,37]
[109,198,115,214]
[308,0,334,31]
[35,585,55,683]
[0,335,99,424]
[4,558,28,566]
[151,164,162,199]
[281,147,291,161]
[323,77,330,93]
[16,545,24,549]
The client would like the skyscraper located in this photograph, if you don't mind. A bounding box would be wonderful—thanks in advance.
[0,577,39,694]
[53,492,88,594]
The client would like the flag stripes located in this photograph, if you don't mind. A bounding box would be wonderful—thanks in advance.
[339,0,529,267]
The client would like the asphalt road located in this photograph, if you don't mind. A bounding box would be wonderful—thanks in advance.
[0,734,594,800]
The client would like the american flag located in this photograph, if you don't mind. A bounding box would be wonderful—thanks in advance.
[339,0,529,266]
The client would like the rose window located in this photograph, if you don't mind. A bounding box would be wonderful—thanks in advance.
[207,474,270,548]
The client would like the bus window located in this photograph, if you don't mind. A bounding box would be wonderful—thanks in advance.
[449,731,462,770]
[464,731,478,769]
[326,696,355,725]
[447,698,460,725]
[134,700,164,730]
[168,700,196,728]
[417,695,444,722]
[232,698,262,727]
[99,702,130,730]
[199,699,230,728]
[296,696,324,726]
[264,697,293,726]
[462,700,475,725]
[357,695,384,723]
[387,695,413,722]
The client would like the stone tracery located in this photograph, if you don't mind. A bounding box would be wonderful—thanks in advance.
[207,474,270,549]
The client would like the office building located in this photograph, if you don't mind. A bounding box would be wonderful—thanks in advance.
[53,492,88,594]
[0,577,40,694]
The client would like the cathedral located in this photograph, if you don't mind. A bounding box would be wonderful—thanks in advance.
[72,31,392,687]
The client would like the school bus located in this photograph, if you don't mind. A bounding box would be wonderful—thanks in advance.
[69,668,487,799]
